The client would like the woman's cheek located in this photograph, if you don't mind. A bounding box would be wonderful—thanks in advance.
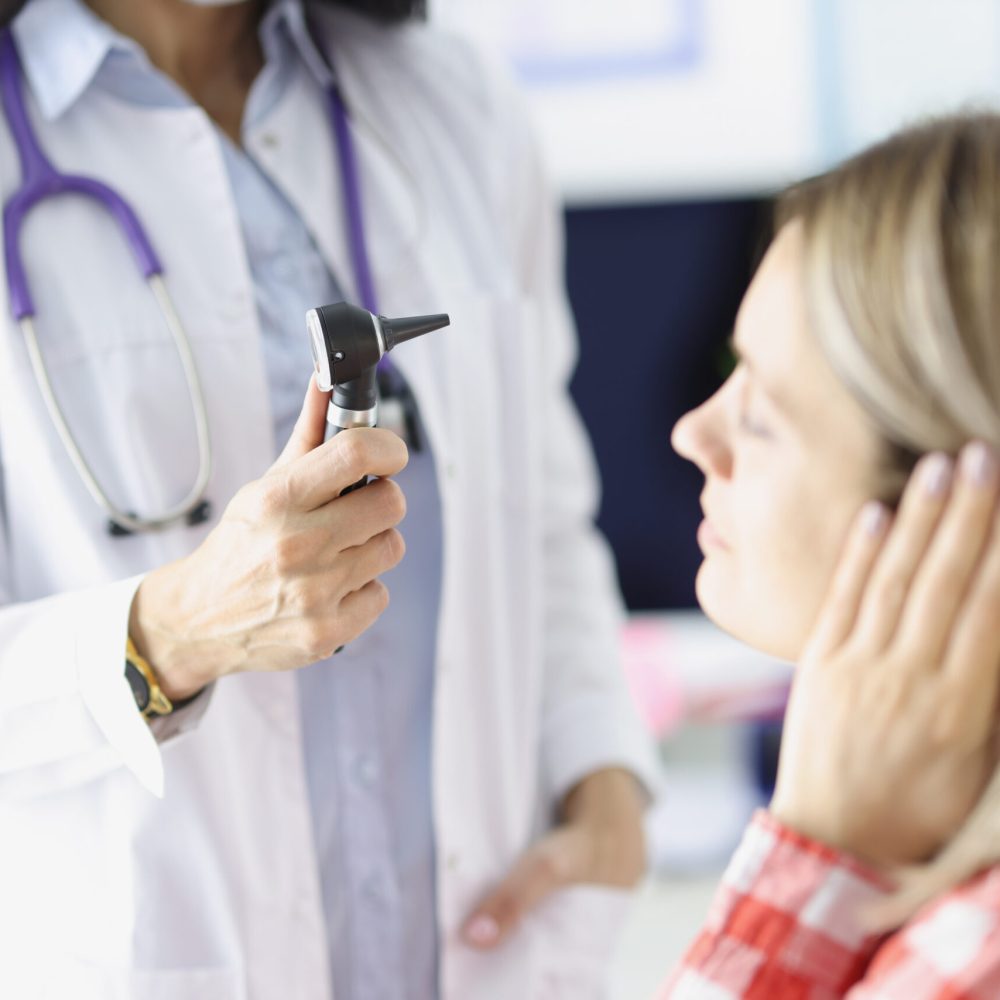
[764,497,858,658]
[731,488,825,658]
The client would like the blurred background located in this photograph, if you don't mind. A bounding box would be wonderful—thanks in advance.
[429,1,1000,996]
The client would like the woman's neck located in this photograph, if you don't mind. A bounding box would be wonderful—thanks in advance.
[84,0,267,143]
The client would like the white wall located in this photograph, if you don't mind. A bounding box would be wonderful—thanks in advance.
[432,0,1000,204]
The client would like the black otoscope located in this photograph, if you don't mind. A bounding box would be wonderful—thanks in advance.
[306,302,450,494]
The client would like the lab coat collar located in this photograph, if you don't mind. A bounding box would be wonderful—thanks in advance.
[10,0,334,123]
[271,0,337,92]
[12,0,119,120]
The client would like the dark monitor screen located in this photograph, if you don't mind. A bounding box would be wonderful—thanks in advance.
[565,199,770,610]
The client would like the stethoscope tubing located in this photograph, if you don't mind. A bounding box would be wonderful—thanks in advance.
[327,83,378,317]
[18,277,213,534]
[0,19,386,534]
[0,27,213,534]
[0,30,163,317]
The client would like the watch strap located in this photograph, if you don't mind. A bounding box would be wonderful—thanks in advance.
[125,636,174,718]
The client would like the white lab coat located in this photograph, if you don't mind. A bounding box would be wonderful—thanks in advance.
[0,7,656,999]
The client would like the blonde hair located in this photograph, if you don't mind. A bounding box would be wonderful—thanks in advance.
[777,114,1000,927]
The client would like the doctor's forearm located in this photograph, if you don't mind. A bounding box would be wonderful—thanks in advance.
[559,767,648,887]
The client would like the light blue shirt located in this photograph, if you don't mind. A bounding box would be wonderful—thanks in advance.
[13,2,443,997]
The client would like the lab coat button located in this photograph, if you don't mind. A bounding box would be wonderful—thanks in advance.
[259,133,280,149]
[446,852,460,872]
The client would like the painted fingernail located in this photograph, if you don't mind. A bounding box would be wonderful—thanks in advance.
[961,442,998,487]
[465,915,500,946]
[921,453,952,496]
[862,501,888,536]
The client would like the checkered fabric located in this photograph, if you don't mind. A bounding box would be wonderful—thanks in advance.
[657,810,1000,999]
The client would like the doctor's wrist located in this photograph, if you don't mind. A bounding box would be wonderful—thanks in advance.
[559,767,648,888]
[128,562,224,702]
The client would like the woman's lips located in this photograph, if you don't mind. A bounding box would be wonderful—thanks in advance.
[697,518,730,552]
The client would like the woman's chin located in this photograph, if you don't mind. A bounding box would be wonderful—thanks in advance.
[694,566,744,639]
[695,567,801,662]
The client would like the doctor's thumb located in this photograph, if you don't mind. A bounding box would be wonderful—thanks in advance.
[275,373,331,466]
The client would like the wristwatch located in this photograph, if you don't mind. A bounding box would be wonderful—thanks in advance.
[125,636,174,718]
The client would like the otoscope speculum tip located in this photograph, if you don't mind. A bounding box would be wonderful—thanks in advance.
[380,312,450,351]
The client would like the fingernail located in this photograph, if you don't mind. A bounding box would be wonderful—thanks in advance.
[921,453,952,496]
[465,915,500,946]
[862,501,888,536]
[961,442,997,487]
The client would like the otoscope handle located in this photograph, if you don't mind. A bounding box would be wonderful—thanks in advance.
[331,472,368,654]
[333,463,368,653]
[340,476,369,497]
[328,406,373,496]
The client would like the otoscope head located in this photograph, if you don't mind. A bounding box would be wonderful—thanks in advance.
[306,302,451,392]
[306,301,451,433]
[307,302,380,392]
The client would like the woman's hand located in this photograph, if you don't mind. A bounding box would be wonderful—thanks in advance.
[770,443,1000,868]
[129,377,409,700]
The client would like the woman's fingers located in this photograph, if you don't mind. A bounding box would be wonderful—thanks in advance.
[896,443,1000,665]
[851,453,953,652]
[805,500,890,658]
[936,503,1000,747]
[777,443,1000,868]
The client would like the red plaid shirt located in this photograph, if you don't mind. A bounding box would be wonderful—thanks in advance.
[658,811,1000,999]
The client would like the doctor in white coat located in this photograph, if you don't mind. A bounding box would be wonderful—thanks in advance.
[0,0,658,997]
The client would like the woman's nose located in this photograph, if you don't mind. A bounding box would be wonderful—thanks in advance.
[671,397,732,479]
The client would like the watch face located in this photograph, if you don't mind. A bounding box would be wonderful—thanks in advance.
[125,660,151,712]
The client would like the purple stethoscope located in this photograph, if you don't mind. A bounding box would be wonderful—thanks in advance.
[0,24,443,535]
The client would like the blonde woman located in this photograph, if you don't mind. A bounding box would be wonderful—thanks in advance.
[661,115,1000,998]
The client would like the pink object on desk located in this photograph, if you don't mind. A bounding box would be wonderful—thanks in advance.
[621,613,791,733]
[621,618,686,737]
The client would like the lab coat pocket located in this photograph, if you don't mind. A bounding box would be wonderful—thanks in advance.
[38,962,246,1000]
[528,882,634,999]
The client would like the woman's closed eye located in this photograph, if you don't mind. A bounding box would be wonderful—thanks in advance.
[735,375,775,439]
[738,407,774,438]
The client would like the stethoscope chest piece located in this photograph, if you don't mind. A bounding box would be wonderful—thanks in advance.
[106,499,213,538]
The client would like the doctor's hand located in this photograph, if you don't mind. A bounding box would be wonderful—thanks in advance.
[461,767,645,950]
[770,444,1000,869]
[129,376,408,701]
